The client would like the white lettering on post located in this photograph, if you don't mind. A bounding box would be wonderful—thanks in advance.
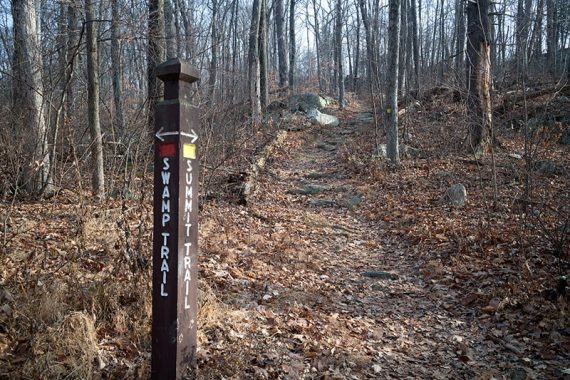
[160,157,171,297]
[183,158,193,309]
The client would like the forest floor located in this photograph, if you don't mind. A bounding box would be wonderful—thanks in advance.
[196,95,569,379]
[0,91,569,379]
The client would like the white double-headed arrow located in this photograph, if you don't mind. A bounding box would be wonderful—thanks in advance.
[155,127,198,143]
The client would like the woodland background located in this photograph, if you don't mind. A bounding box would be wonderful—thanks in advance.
[0,0,569,377]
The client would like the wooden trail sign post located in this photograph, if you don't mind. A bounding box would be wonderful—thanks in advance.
[152,58,200,379]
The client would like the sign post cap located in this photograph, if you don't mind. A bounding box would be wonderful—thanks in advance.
[157,58,200,84]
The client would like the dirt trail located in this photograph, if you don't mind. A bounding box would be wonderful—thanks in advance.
[218,110,483,379]
[199,105,563,379]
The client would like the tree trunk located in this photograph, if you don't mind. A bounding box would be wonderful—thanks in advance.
[86,0,105,198]
[546,0,557,72]
[259,0,268,109]
[354,3,360,91]
[276,0,288,87]
[312,0,322,91]
[12,0,52,195]
[398,0,407,95]
[177,0,193,60]
[231,0,239,103]
[248,0,262,124]
[410,0,420,93]
[358,0,377,90]
[165,0,177,59]
[148,0,165,128]
[454,0,465,85]
[438,0,444,81]
[515,0,530,74]
[528,0,545,62]
[386,0,400,165]
[111,0,124,133]
[466,0,492,156]
[209,0,218,100]
[335,0,344,108]
[288,0,296,88]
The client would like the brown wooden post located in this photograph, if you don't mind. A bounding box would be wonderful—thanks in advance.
[152,58,200,379]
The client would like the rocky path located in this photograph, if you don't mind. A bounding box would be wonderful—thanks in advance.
[200,107,557,379]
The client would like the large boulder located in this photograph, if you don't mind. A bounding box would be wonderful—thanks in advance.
[307,109,339,127]
[440,184,467,206]
[288,93,332,112]
[373,144,421,158]
[532,160,565,175]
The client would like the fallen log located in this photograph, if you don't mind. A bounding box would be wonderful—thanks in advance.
[242,130,288,204]
[496,85,570,113]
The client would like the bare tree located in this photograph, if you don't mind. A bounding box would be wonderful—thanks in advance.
[165,0,177,59]
[86,0,105,198]
[454,0,465,85]
[546,0,557,72]
[249,0,262,123]
[335,0,344,108]
[276,0,288,87]
[289,0,296,88]
[209,0,219,100]
[259,0,269,108]
[12,0,52,195]
[409,0,420,93]
[386,0,401,165]
[466,0,492,156]
[148,0,165,127]
[358,0,380,91]
[111,0,125,133]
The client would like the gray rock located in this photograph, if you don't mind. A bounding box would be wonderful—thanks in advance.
[321,95,335,106]
[373,143,420,158]
[373,144,388,158]
[436,170,453,178]
[316,141,337,151]
[354,112,374,123]
[441,183,467,206]
[266,100,287,112]
[305,172,334,180]
[288,183,328,195]
[510,368,527,380]
[308,199,337,207]
[400,144,421,158]
[346,194,363,209]
[338,129,354,135]
[363,271,399,280]
[287,93,332,112]
[331,185,353,193]
[533,160,564,175]
[307,109,340,127]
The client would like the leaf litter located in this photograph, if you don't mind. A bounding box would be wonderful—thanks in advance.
[0,93,568,379]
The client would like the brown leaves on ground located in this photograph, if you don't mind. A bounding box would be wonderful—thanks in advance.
[0,90,569,378]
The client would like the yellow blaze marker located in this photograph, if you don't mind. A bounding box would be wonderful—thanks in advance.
[183,143,196,159]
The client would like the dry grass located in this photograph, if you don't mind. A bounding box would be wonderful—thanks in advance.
[22,311,99,379]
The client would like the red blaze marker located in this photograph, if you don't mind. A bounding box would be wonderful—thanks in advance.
[159,142,176,157]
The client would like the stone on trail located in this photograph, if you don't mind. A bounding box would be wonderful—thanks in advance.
[345,193,363,209]
[532,160,565,175]
[362,271,399,280]
[440,183,467,206]
[288,183,328,195]
[305,172,334,180]
[307,109,340,127]
[287,93,332,112]
[373,143,421,159]
[308,199,337,207]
